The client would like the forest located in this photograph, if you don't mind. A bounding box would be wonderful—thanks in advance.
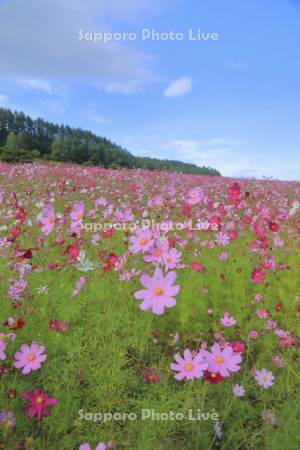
[0,108,220,175]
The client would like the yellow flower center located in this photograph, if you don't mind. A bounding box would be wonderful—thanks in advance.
[27,353,36,362]
[155,287,164,296]
[184,363,194,371]
[36,396,44,404]
[166,257,172,263]
[215,356,224,364]
[155,250,161,257]
[140,238,148,245]
[262,376,268,382]
[76,213,83,221]
[211,373,217,378]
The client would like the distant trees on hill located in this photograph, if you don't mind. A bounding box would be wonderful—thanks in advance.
[0,108,221,175]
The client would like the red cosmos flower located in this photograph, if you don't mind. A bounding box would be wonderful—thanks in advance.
[227,182,241,201]
[102,228,114,239]
[98,250,106,261]
[168,238,176,248]
[108,253,119,267]
[218,203,226,216]
[152,330,161,342]
[208,215,222,230]
[48,320,69,332]
[0,367,8,377]
[17,248,37,260]
[229,231,238,240]
[103,262,112,273]
[191,262,204,273]
[251,268,265,284]
[10,226,21,240]
[181,203,192,217]
[231,341,246,353]
[143,368,161,384]
[268,221,280,232]
[4,318,26,330]
[15,207,27,223]
[204,370,224,384]
[48,261,59,270]
[67,244,80,259]
[22,389,58,420]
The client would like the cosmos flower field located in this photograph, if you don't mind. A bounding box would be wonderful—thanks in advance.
[0,162,300,450]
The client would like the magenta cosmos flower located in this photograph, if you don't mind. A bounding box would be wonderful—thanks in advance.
[134,268,180,315]
[255,369,275,389]
[22,389,57,420]
[171,349,208,380]
[201,343,242,377]
[14,343,47,374]
[129,228,154,253]
[40,205,55,235]
[251,268,265,284]
[79,443,106,450]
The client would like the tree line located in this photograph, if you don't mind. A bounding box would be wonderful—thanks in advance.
[0,108,220,175]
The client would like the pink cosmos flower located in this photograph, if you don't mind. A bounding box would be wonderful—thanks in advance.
[40,205,55,235]
[248,330,258,339]
[72,276,87,297]
[232,384,245,397]
[218,252,228,261]
[7,278,28,301]
[201,343,242,377]
[22,389,57,420]
[215,232,230,246]
[71,201,85,231]
[79,444,106,450]
[163,248,182,270]
[143,239,169,264]
[256,309,268,319]
[275,330,296,348]
[264,320,277,331]
[129,228,154,253]
[48,320,69,332]
[134,268,180,315]
[14,343,47,374]
[0,341,6,360]
[170,349,208,380]
[255,369,275,388]
[220,312,236,327]
[273,236,283,247]
[272,355,285,368]
[186,187,205,205]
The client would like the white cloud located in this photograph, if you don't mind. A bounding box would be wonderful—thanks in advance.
[15,78,63,95]
[0,0,153,88]
[163,77,193,98]
[98,80,145,94]
[162,139,298,180]
[0,94,8,107]
[91,114,111,125]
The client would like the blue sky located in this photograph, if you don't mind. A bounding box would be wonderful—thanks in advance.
[0,0,300,179]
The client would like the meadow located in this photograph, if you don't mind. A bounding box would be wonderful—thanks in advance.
[0,162,299,450]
